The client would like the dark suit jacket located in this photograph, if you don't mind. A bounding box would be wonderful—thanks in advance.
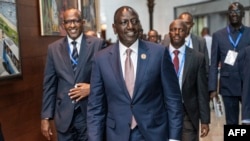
[87,40,183,141]
[208,25,250,96]
[41,34,106,132]
[181,47,210,130]
[238,46,250,121]
[162,33,209,76]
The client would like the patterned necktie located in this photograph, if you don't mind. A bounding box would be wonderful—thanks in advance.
[124,48,137,129]
[71,41,78,72]
[173,50,180,73]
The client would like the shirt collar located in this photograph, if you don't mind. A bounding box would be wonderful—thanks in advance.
[228,24,244,33]
[185,34,191,42]
[169,43,186,55]
[67,33,83,45]
[119,39,139,55]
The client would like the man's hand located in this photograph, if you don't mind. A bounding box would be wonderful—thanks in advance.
[210,91,218,100]
[68,83,90,102]
[41,119,53,140]
[200,124,209,137]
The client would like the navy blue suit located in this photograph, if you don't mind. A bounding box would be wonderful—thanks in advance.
[41,35,105,137]
[87,40,183,141]
[209,25,250,124]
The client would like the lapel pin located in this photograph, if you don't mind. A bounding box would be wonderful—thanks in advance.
[141,54,146,59]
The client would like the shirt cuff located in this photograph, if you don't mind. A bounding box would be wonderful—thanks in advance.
[169,139,179,141]
[242,119,250,123]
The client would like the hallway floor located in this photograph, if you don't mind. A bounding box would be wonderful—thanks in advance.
[200,107,225,141]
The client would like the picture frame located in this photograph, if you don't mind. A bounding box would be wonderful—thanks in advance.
[80,0,100,32]
[0,0,22,80]
[39,0,100,36]
[39,0,79,36]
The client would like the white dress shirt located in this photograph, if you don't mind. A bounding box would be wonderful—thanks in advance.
[119,40,138,81]
[185,34,193,49]
[169,44,186,91]
[203,34,212,65]
[67,33,83,54]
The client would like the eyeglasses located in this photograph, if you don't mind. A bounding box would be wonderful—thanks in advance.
[63,19,82,25]
[228,10,241,15]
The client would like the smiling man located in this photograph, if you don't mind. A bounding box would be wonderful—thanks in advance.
[87,6,183,141]
[41,8,106,141]
[209,2,250,125]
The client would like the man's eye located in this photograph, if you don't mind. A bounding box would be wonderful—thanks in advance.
[120,21,128,25]
[131,19,138,24]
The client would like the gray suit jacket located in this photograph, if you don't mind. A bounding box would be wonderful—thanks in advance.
[181,47,210,130]
[162,33,209,76]
[41,35,106,132]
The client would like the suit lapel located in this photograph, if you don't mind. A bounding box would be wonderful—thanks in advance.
[109,43,131,100]
[191,34,198,51]
[133,40,149,101]
[60,38,75,76]
[74,35,89,78]
[182,47,193,87]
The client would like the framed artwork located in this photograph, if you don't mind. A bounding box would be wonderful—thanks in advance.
[0,0,22,80]
[80,0,99,32]
[39,0,79,36]
[39,0,99,36]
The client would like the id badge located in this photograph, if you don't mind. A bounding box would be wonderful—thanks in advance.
[224,50,238,66]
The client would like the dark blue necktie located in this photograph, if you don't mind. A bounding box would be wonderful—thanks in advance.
[71,41,78,72]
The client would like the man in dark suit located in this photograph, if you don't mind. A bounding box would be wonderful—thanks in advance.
[162,12,209,76]
[87,6,183,141]
[238,46,250,125]
[209,2,250,125]
[167,19,210,141]
[41,8,106,141]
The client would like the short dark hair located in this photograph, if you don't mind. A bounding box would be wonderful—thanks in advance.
[113,6,139,23]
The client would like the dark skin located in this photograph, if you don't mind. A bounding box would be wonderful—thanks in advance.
[169,19,187,49]
[112,6,140,47]
[178,13,194,35]
[228,2,245,29]
[209,2,245,102]
[41,8,90,140]
[147,30,159,43]
[169,19,210,137]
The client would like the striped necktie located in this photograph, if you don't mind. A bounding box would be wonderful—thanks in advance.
[71,41,78,72]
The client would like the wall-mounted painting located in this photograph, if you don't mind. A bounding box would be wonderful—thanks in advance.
[0,0,21,80]
[39,0,79,36]
[39,0,99,36]
[80,0,99,32]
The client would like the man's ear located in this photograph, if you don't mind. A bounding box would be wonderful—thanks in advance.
[112,24,117,34]
[191,22,195,28]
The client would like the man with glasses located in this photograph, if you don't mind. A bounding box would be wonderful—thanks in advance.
[209,2,250,125]
[41,8,106,141]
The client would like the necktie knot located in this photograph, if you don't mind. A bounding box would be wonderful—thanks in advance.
[126,48,132,56]
[72,40,77,46]
[173,50,179,56]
